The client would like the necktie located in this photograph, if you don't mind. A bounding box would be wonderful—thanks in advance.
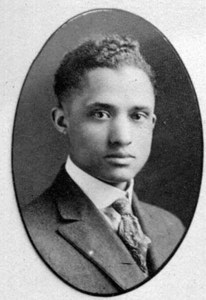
[112,198,151,275]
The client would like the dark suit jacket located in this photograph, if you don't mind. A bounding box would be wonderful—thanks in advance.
[22,166,185,296]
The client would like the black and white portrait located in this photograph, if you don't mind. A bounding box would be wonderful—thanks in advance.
[1,3,204,299]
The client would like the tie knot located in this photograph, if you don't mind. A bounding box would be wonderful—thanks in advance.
[112,198,131,215]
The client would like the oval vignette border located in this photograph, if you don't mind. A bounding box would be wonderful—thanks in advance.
[12,8,203,297]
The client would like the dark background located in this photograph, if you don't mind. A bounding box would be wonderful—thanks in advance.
[12,9,203,227]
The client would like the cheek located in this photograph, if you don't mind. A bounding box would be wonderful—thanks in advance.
[69,123,108,149]
[133,127,153,151]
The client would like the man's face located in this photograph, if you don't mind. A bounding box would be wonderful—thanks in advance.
[62,65,156,189]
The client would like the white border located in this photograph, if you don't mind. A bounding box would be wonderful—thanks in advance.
[0,1,205,299]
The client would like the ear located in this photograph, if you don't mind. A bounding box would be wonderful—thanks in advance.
[51,107,69,135]
[152,113,157,129]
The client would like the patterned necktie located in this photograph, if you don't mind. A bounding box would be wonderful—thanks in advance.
[112,198,151,275]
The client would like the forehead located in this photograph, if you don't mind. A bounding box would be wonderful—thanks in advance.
[68,66,155,110]
[87,66,151,88]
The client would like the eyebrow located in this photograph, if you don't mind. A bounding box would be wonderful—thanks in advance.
[86,102,151,111]
[86,103,114,110]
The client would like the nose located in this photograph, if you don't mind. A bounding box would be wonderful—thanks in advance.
[108,118,132,146]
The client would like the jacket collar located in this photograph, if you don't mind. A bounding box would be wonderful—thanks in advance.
[52,166,147,290]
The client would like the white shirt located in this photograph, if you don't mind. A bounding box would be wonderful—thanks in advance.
[65,156,134,231]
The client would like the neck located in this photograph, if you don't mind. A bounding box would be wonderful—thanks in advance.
[100,179,129,191]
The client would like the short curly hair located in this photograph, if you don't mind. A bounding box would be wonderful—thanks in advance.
[54,34,155,105]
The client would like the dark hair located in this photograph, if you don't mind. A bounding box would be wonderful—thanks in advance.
[54,34,155,105]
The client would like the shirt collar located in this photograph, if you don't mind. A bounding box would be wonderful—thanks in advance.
[65,156,134,209]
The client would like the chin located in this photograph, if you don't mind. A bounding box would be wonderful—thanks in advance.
[100,169,136,185]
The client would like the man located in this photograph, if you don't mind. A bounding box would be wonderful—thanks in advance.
[23,35,185,295]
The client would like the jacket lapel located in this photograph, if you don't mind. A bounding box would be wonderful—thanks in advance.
[53,167,145,290]
[132,193,169,271]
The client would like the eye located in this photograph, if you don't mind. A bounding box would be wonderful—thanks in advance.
[92,111,110,120]
[131,112,147,121]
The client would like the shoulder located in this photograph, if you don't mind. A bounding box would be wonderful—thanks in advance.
[22,187,57,232]
[22,165,67,227]
[143,201,183,222]
[138,200,185,238]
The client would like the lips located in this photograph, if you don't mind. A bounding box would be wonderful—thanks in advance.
[104,153,135,165]
[105,152,135,159]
